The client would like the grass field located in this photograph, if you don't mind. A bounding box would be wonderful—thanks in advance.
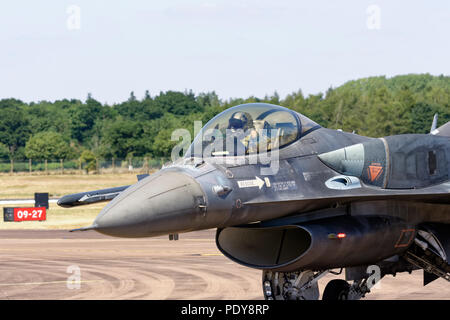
[0,173,141,230]
[0,173,139,199]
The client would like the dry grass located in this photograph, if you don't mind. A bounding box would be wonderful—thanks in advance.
[0,173,139,199]
[0,173,142,230]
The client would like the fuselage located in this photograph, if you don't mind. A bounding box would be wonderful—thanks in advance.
[85,103,449,242]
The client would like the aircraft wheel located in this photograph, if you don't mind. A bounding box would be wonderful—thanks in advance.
[322,279,350,300]
[262,270,320,300]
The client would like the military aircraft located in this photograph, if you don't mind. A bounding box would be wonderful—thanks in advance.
[58,103,450,300]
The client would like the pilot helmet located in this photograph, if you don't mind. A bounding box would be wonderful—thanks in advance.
[228,112,252,131]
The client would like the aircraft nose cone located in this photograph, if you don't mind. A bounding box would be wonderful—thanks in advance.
[93,170,207,237]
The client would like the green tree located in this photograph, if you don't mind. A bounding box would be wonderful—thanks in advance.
[0,73,448,163]
[153,90,203,115]
[0,142,10,159]
[79,150,97,173]
[25,132,74,160]
[0,105,32,158]
[101,120,147,158]
[69,95,103,142]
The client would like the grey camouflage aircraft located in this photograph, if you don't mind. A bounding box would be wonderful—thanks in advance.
[58,103,450,300]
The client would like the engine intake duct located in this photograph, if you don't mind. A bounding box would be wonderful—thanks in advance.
[216,215,414,272]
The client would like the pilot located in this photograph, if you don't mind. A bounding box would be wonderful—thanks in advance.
[226,112,253,156]
[241,120,271,154]
[228,112,251,132]
[246,129,259,154]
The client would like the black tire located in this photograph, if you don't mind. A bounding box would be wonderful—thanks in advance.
[322,279,350,300]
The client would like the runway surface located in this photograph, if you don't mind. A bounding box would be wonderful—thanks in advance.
[0,229,448,300]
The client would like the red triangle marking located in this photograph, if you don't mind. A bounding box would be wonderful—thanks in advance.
[367,163,383,182]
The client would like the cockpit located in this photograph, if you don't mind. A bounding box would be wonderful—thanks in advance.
[185,103,320,158]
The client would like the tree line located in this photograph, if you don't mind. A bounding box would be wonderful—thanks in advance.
[0,73,448,161]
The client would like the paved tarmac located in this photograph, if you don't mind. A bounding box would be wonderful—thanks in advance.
[0,229,447,300]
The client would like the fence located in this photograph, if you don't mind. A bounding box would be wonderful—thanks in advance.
[0,158,170,174]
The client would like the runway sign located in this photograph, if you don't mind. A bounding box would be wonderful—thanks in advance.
[3,207,46,222]
[35,193,49,209]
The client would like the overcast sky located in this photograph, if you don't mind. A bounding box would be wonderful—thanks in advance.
[0,0,448,104]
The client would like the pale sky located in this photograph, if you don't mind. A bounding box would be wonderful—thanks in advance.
[0,0,449,104]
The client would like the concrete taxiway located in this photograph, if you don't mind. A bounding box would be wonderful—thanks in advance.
[0,229,447,300]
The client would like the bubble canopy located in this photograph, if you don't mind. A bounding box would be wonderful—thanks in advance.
[185,103,320,158]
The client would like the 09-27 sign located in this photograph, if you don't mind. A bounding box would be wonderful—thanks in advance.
[14,207,46,222]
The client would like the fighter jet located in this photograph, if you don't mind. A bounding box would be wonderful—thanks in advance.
[58,103,450,300]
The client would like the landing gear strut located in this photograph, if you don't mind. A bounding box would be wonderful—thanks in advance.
[262,270,379,300]
[262,270,328,300]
